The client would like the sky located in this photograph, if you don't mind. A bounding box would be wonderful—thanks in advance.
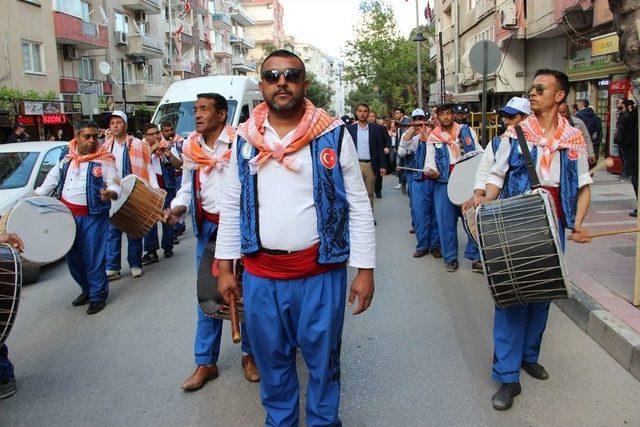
[279,0,431,59]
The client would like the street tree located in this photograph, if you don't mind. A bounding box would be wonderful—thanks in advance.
[306,72,335,111]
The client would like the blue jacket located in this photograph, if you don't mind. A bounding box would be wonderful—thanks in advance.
[434,124,478,183]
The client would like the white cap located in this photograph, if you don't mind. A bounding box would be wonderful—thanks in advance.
[109,110,128,124]
[501,97,531,116]
[411,108,426,118]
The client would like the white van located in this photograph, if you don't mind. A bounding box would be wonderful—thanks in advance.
[152,76,263,137]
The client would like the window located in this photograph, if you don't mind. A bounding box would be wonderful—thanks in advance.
[22,40,43,74]
[115,12,129,34]
[239,104,250,123]
[146,64,154,84]
[0,152,39,190]
[474,26,495,44]
[81,1,91,22]
[79,57,95,80]
[468,0,476,9]
[34,147,63,189]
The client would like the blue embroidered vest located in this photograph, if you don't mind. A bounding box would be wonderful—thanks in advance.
[157,158,178,191]
[434,124,477,183]
[236,125,350,264]
[55,161,110,215]
[503,139,579,228]
[408,140,427,181]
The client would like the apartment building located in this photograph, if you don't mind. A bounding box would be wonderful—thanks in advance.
[210,0,257,75]
[242,0,285,64]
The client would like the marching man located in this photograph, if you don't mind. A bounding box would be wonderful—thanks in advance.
[483,69,592,410]
[160,121,186,238]
[35,120,121,315]
[215,50,376,427]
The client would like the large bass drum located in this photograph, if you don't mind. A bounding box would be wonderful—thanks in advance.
[0,244,22,345]
[476,190,569,308]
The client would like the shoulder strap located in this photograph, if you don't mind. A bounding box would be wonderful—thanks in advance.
[514,125,540,189]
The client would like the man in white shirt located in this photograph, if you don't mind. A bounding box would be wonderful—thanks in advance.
[103,111,158,280]
[161,121,185,238]
[215,50,375,427]
[483,69,592,411]
[35,120,121,315]
[166,93,259,391]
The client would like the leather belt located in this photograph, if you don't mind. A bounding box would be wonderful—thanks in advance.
[359,159,371,163]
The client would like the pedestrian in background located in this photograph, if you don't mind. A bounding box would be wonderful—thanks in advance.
[559,103,596,165]
[616,99,632,180]
[575,99,603,162]
[6,123,29,143]
[393,107,411,193]
[619,100,638,217]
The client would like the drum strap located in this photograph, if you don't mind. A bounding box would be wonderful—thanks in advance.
[515,125,541,189]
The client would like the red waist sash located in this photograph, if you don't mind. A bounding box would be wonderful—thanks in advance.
[156,173,165,190]
[541,186,564,223]
[61,197,89,216]
[202,211,219,224]
[243,243,345,280]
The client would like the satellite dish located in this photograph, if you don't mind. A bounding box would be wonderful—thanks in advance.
[99,61,112,75]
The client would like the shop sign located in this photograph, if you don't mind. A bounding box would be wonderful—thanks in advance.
[591,33,619,57]
[22,101,42,115]
[567,48,626,78]
[43,102,62,114]
[42,114,67,125]
[17,116,36,125]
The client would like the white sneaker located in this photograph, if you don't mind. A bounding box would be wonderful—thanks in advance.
[106,270,121,281]
[394,184,402,189]
[131,267,143,278]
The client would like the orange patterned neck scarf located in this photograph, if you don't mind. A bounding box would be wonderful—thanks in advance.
[106,135,151,184]
[503,114,586,181]
[426,122,462,159]
[66,138,115,171]
[181,125,235,174]
[236,99,342,174]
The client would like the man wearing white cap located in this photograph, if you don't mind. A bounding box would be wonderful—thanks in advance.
[103,111,158,280]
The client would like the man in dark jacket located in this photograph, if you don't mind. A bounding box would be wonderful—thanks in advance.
[575,99,603,162]
[347,103,388,212]
[619,100,638,216]
[616,99,632,178]
[5,124,29,144]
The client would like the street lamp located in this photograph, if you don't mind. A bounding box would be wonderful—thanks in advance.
[412,1,426,109]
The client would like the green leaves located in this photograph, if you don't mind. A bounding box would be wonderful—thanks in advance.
[306,72,335,112]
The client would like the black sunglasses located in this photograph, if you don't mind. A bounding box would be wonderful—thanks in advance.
[528,83,548,95]
[261,68,305,84]
[411,116,426,121]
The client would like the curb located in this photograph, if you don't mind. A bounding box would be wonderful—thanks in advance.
[555,284,640,381]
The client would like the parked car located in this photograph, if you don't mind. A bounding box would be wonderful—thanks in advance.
[0,141,68,283]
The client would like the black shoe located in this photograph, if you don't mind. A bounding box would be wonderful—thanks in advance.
[375,192,382,199]
[409,228,415,234]
[87,301,106,315]
[0,377,17,399]
[413,249,428,258]
[431,248,443,259]
[630,210,638,218]
[446,260,459,272]
[164,250,174,258]
[173,236,180,245]
[72,293,90,307]
[521,362,549,380]
[401,184,407,195]
[141,251,159,265]
[492,382,521,410]
[472,260,483,273]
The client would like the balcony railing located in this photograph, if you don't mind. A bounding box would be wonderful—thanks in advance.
[212,13,233,28]
[229,5,255,27]
[121,0,161,14]
[53,12,108,49]
[475,0,495,20]
[231,57,257,72]
[230,34,255,49]
[60,78,105,95]
[441,26,454,45]
[174,59,195,74]
[127,34,164,58]
[213,42,233,57]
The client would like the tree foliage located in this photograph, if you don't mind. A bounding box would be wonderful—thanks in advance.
[344,0,435,116]
[306,72,335,112]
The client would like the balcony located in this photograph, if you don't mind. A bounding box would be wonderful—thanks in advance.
[230,34,255,49]
[53,12,108,49]
[127,34,164,59]
[475,0,495,20]
[213,42,233,58]
[212,13,233,29]
[121,0,161,14]
[230,6,255,27]
[231,56,257,73]
[59,78,106,95]
[174,59,196,74]
[441,26,454,45]
[126,83,167,101]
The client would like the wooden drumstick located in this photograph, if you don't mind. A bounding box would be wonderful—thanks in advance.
[396,166,426,173]
[570,227,640,240]
[228,293,241,344]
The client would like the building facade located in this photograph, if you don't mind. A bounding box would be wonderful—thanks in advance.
[242,0,285,65]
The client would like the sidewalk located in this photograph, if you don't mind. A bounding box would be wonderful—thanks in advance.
[556,170,640,380]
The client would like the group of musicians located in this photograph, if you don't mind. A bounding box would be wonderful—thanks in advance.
[1,51,594,422]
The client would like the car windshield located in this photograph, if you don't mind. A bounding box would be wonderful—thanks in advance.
[0,152,38,190]
[153,100,238,139]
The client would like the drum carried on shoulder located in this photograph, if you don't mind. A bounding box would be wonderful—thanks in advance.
[109,174,166,239]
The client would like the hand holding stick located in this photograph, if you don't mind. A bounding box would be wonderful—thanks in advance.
[228,293,241,343]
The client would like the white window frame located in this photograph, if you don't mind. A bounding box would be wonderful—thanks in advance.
[81,1,91,22]
[115,11,129,34]
[79,57,95,80]
[474,26,495,44]
[22,40,44,74]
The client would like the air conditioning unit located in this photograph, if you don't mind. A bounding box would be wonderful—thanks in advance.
[115,31,128,46]
[62,45,78,61]
[500,1,518,28]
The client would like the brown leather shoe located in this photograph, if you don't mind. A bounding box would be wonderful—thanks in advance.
[431,248,443,258]
[242,355,260,382]
[181,365,219,391]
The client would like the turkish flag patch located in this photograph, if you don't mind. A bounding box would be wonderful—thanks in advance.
[568,150,579,161]
[320,148,337,169]
[465,136,472,146]
[92,166,102,177]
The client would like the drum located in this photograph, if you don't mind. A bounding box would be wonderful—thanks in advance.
[447,150,483,206]
[0,197,75,263]
[196,241,245,322]
[0,244,22,345]
[109,174,166,239]
[476,190,569,308]
[463,206,479,244]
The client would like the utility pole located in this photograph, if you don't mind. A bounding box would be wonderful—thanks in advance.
[120,58,127,113]
[415,0,423,109]
[168,0,174,82]
[439,31,445,103]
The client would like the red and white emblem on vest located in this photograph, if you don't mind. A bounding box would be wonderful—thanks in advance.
[92,166,102,177]
[568,150,579,161]
[320,148,337,169]
[464,136,472,146]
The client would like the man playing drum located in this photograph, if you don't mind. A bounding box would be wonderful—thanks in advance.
[215,49,375,426]
[35,120,122,315]
[399,109,441,259]
[103,111,158,280]
[165,93,259,391]
[482,69,592,410]
[0,232,25,399]
[424,104,482,273]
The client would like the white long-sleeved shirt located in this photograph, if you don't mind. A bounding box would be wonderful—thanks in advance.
[486,135,593,189]
[110,137,159,188]
[398,134,419,158]
[473,142,496,191]
[35,161,121,205]
[170,131,232,215]
[215,121,376,269]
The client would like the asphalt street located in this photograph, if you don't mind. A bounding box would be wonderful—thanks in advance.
[1,179,640,426]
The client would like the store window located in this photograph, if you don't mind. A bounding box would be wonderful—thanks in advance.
[22,40,43,74]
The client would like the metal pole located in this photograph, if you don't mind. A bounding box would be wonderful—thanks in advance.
[120,58,127,113]
[481,41,488,147]
[168,0,174,82]
[439,31,445,103]
[415,0,423,109]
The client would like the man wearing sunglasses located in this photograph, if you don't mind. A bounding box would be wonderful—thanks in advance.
[215,49,375,427]
[483,69,592,411]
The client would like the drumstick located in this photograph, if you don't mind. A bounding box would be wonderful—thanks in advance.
[396,166,426,173]
[589,157,614,174]
[570,227,640,240]
[228,293,241,344]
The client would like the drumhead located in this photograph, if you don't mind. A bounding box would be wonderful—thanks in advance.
[109,174,137,217]
[447,151,483,206]
[0,243,21,345]
[5,197,76,263]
